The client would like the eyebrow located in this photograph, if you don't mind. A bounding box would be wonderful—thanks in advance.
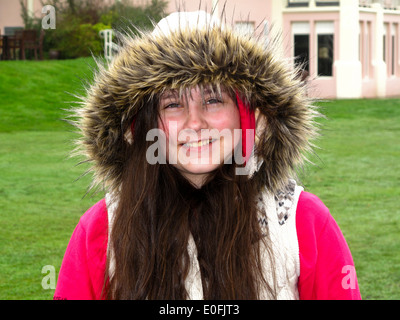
[202,87,216,96]
[159,85,228,103]
[202,85,228,96]
[160,90,179,101]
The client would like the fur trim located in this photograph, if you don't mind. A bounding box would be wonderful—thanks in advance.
[70,12,320,194]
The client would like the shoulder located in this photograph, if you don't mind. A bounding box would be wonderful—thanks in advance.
[295,191,343,256]
[296,190,354,258]
[296,191,349,247]
[296,191,332,235]
[71,198,109,267]
[78,199,108,239]
[297,191,330,219]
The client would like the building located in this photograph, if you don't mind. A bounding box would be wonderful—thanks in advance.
[278,0,400,98]
[1,0,399,98]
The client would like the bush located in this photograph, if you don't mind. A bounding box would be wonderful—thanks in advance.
[49,20,111,59]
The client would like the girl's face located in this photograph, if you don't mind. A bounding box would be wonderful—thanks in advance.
[158,86,241,187]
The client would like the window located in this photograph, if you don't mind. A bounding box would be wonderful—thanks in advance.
[294,35,310,72]
[391,24,397,76]
[292,22,310,73]
[234,22,255,36]
[316,22,334,77]
[318,35,334,76]
[383,36,386,62]
[316,1,340,6]
[392,34,395,75]
[383,23,388,63]
[287,0,309,7]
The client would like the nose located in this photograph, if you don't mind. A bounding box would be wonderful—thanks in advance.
[184,101,208,132]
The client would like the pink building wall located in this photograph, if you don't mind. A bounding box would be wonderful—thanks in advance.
[0,0,43,34]
[0,0,24,34]
[359,12,377,98]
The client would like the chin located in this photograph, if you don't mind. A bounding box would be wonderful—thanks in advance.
[180,163,221,176]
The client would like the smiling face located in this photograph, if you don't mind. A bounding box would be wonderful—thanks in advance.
[158,86,241,187]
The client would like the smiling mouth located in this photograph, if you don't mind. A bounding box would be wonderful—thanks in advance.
[182,138,217,148]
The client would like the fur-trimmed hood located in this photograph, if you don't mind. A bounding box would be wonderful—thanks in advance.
[72,11,319,194]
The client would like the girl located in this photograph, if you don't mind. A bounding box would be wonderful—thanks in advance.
[54,11,361,300]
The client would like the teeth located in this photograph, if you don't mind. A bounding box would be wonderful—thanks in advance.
[184,139,215,148]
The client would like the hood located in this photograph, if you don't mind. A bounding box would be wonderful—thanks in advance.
[71,11,319,194]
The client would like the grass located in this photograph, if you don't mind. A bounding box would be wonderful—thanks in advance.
[0,58,399,299]
[0,58,102,299]
[300,98,400,299]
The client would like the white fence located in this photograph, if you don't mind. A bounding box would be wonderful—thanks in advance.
[99,29,120,61]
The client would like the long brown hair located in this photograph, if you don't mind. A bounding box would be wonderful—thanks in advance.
[104,91,277,300]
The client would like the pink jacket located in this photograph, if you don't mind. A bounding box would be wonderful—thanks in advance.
[54,191,361,300]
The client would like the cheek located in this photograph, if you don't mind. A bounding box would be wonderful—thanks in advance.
[231,109,241,130]
[158,119,167,140]
[213,108,241,131]
[157,119,181,162]
[214,108,241,154]
[158,119,178,143]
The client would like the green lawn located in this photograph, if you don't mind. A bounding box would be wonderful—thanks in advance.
[300,98,400,299]
[0,58,399,299]
[0,58,103,299]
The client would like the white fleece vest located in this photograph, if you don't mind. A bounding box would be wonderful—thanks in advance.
[105,181,302,300]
